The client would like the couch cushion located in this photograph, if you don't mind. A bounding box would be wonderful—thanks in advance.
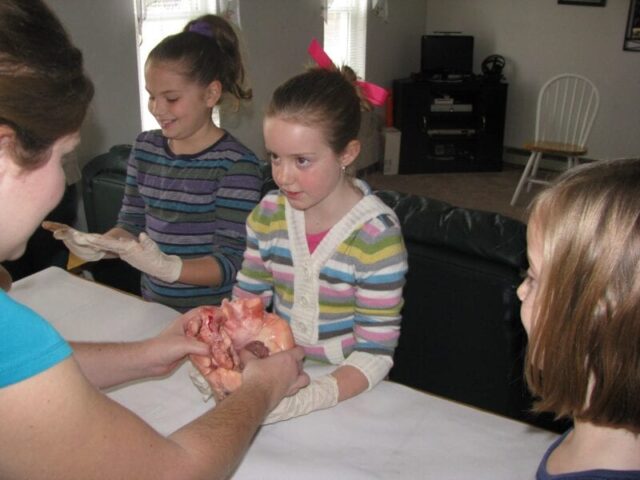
[375,190,527,270]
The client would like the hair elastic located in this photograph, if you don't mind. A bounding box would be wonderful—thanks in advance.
[307,38,388,106]
[188,21,213,38]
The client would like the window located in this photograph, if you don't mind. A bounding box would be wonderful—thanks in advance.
[134,0,218,131]
[323,0,367,78]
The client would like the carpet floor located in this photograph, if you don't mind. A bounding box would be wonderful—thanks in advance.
[363,165,554,223]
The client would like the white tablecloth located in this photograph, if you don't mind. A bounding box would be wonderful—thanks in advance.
[10,267,557,479]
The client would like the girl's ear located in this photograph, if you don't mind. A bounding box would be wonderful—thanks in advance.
[205,80,223,108]
[0,124,16,147]
[340,139,361,169]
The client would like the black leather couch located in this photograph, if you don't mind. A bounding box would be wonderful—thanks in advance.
[82,145,566,432]
[2,185,78,281]
[81,145,141,295]
[378,191,535,424]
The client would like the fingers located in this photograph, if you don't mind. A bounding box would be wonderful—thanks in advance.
[160,316,210,356]
[288,345,306,362]
[137,232,160,253]
[285,347,309,395]
[41,220,70,233]
[181,336,211,357]
[85,235,136,256]
[287,370,310,396]
[72,232,105,246]
[238,349,258,366]
[42,221,74,241]
[174,308,204,336]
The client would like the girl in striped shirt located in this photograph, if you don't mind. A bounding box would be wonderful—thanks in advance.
[233,67,408,423]
[50,15,263,312]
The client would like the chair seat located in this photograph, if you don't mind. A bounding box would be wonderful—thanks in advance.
[524,141,587,156]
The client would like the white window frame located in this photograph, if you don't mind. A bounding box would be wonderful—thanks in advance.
[323,0,368,78]
[134,0,218,131]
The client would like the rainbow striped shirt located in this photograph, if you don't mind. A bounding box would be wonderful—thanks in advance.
[117,130,262,312]
[233,180,408,388]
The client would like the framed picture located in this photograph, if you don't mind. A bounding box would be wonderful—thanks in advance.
[624,0,640,51]
[558,0,606,5]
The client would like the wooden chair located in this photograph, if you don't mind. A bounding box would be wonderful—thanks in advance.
[510,74,599,206]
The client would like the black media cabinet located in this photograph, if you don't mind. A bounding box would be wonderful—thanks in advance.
[393,77,508,173]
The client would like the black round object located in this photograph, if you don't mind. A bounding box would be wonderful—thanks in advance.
[481,55,505,80]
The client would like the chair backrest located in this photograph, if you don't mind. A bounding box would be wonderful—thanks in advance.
[535,73,600,149]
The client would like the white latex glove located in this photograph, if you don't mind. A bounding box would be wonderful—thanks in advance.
[88,233,182,283]
[188,365,214,401]
[263,374,339,425]
[42,221,113,262]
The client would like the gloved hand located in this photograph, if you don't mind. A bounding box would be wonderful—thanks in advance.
[42,221,114,262]
[88,232,182,283]
[263,374,338,425]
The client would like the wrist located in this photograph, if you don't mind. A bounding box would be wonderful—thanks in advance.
[165,255,183,283]
[132,338,169,379]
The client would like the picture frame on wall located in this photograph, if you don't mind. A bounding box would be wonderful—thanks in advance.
[624,0,640,51]
[558,0,606,5]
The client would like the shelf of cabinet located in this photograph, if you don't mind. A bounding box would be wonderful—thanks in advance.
[393,77,508,174]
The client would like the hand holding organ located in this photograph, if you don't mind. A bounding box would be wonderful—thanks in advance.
[183,297,295,400]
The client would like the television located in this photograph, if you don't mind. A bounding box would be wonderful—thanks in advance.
[421,34,474,78]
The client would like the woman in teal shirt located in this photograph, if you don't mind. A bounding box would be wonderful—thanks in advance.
[0,1,307,478]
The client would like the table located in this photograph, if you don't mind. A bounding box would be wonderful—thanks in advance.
[10,267,557,479]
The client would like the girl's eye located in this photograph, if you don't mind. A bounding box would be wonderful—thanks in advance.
[167,97,179,103]
[268,153,280,165]
[296,157,310,167]
[520,270,537,288]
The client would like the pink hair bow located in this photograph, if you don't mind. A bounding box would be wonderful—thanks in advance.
[307,38,388,107]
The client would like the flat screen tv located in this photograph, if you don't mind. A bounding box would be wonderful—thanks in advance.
[421,34,474,78]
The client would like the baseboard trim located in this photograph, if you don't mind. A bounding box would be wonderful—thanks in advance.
[502,146,594,172]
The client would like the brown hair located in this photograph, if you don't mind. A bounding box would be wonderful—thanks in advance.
[266,67,369,155]
[147,14,251,106]
[525,158,640,432]
[0,0,94,169]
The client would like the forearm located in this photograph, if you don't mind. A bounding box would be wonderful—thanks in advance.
[178,256,223,286]
[70,340,155,389]
[168,345,309,478]
[168,381,271,479]
[332,364,370,402]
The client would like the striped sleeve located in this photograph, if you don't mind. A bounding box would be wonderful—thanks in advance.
[116,139,146,236]
[232,194,281,307]
[343,214,408,387]
[210,153,263,286]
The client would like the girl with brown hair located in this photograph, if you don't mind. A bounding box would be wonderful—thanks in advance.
[518,158,640,478]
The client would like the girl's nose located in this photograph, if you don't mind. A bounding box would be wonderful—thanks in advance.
[516,281,526,302]
[148,98,162,116]
[274,161,294,186]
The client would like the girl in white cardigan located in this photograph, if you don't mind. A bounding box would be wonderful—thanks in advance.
[234,67,408,423]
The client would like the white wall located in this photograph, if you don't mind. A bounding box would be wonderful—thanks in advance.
[221,0,426,157]
[425,0,640,159]
[222,0,324,156]
[47,0,426,163]
[366,1,426,94]
[48,0,141,166]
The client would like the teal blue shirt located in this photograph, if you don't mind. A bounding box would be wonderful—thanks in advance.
[0,291,72,387]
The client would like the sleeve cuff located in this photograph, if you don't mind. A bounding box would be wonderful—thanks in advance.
[341,351,393,391]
